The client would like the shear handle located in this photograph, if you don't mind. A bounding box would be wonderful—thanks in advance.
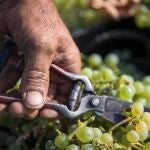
[51,64,95,94]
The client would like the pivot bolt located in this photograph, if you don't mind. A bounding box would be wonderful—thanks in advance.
[91,97,100,107]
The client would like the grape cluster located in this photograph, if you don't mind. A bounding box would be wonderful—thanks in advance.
[135,3,150,29]
[0,52,150,150]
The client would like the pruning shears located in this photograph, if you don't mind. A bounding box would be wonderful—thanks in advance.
[0,38,150,123]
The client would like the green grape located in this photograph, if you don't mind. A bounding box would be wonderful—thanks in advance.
[143,75,150,85]
[55,134,69,149]
[100,133,113,145]
[82,67,93,79]
[45,140,56,150]
[138,131,148,142]
[136,5,149,15]
[135,5,150,29]
[105,53,119,66]
[126,130,140,143]
[131,102,144,116]
[81,144,94,150]
[142,85,150,99]
[135,97,146,105]
[93,127,102,140]
[113,143,122,149]
[142,112,150,131]
[135,14,149,28]
[76,127,94,143]
[66,144,79,150]
[92,70,101,82]
[142,112,150,123]
[120,74,134,85]
[119,85,135,101]
[135,121,148,132]
[134,81,144,94]
[100,68,116,81]
[88,53,102,68]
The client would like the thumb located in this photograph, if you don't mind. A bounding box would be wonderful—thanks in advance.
[21,43,55,110]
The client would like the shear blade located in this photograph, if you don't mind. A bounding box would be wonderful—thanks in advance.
[94,96,150,123]
[95,111,126,123]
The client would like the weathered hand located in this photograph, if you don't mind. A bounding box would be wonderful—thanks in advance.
[0,0,81,119]
[89,0,140,20]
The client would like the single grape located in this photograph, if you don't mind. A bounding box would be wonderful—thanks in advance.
[82,67,93,79]
[100,133,113,145]
[81,144,94,150]
[142,85,150,99]
[136,5,149,15]
[55,134,69,149]
[66,144,79,150]
[88,53,102,68]
[76,127,94,143]
[92,70,101,82]
[127,130,139,143]
[92,127,102,140]
[143,75,150,85]
[135,14,149,28]
[100,68,116,81]
[134,81,144,94]
[142,112,150,131]
[113,143,122,149]
[131,102,144,116]
[120,74,134,85]
[105,53,119,66]
[138,131,148,142]
[142,112,150,123]
[119,85,135,100]
[135,121,148,132]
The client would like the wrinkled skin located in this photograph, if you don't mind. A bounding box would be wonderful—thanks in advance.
[0,0,81,119]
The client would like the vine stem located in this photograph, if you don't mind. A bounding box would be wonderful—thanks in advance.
[109,117,131,132]
[68,116,95,140]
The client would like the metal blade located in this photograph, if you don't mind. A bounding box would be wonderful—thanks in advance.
[95,96,150,123]
[95,111,126,123]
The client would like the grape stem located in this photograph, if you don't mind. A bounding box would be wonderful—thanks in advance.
[131,143,142,150]
[68,116,95,140]
[109,117,131,132]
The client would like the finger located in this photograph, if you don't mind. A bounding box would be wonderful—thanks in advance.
[9,102,38,119]
[40,108,59,119]
[0,55,22,92]
[21,42,56,110]
[40,99,59,118]
[0,103,7,112]
[102,3,120,19]
[54,33,81,74]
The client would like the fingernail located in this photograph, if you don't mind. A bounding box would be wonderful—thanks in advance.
[24,91,44,109]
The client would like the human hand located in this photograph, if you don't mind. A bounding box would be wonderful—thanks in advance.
[89,0,140,20]
[0,0,81,119]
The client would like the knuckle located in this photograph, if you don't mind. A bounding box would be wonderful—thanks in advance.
[25,34,57,56]
[21,69,49,91]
